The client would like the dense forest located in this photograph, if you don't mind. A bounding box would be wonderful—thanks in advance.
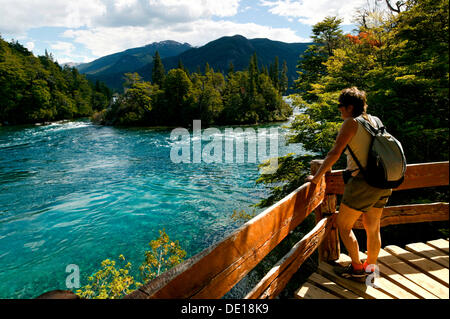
[0,36,112,125]
[95,52,292,126]
[0,34,291,127]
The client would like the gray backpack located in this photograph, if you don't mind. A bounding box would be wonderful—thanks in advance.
[346,115,407,189]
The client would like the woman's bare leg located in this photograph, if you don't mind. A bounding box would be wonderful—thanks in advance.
[362,207,383,265]
[336,203,363,265]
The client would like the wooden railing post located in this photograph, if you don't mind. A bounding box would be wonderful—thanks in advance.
[311,160,340,262]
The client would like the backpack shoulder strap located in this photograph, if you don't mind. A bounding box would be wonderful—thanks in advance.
[355,115,378,136]
[369,115,386,134]
[345,145,365,173]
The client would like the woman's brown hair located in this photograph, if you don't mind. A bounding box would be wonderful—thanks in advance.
[338,87,367,118]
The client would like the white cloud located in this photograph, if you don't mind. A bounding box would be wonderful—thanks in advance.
[260,0,367,25]
[94,0,241,28]
[50,41,76,56]
[55,55,92,65]
[0,0,106,35]
[63,19,309,58]
[0,0,241,35]
[1,0,315,63]
[25,41,35,51]
[49,41,93,64]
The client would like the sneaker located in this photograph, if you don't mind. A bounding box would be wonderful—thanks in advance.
[333,264,367,281]
[362,260,377,274]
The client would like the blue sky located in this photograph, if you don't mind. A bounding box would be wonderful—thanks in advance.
[0,0,373,64]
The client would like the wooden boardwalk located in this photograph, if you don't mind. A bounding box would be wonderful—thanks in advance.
[120,162,448,300]
[296,238,449,299]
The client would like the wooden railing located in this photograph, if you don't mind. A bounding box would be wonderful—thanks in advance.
[125,161,449,299]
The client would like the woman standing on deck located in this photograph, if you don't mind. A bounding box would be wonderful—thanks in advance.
[306,87,392,279]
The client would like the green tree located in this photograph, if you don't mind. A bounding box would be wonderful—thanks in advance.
[152,51,165,87]
[163,68,193,124]
[269,56,279,90]
[204,62,211,74]
[76,255,139,299]
[191,70,224,124]
[177,58,189,76]
[227,61,235,75]
[248,53,259,98]
[280,60,289,95]
[76,229,186,299]
[104,73,154,125]
[311,16,344,56]
[221,71,247,124]
[1,37,111,125]
[123,72,142,89]
[139,229,186,282]
[295,17,344,102]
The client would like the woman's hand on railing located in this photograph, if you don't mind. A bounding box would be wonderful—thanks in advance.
[306,174,320,185]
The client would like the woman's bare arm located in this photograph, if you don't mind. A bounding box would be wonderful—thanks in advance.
[307,118,358,184]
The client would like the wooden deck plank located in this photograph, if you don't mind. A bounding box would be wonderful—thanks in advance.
[295,282,341,299]
[384,245,449,288]
[317,262,392,299]
[307,273,363,299]
[293,241,448,299]
[426,239,449,254]
[359,252,438,299]
[358,251,438,299]
[405,242,449,268]
[377,248,448,298]
[334,252,418,299]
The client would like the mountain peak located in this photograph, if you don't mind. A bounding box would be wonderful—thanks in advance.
[146,40,192,48]
[215,34,248,42]
[77,41,192,75]
[229,34,247,40]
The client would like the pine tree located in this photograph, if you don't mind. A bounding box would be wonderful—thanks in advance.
[273,56,279,90]
[248,53,259,97]
[152,51,165,87]
[280,60,289,95]
[311,16,343,57]
[177,58,189,76]
[269,57,280,90]
[227,61,235,75]
[204,62,211,74]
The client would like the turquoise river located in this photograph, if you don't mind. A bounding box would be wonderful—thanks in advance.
[0,111,304,298]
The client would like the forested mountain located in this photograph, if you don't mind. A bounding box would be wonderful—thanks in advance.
[81,35,312,92]
[77,41,192,90]
[140,35,311,88]
[0,37,111,125]
[78,40,192,75]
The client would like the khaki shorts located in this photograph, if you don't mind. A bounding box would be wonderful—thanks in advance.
[342,173,392,213]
